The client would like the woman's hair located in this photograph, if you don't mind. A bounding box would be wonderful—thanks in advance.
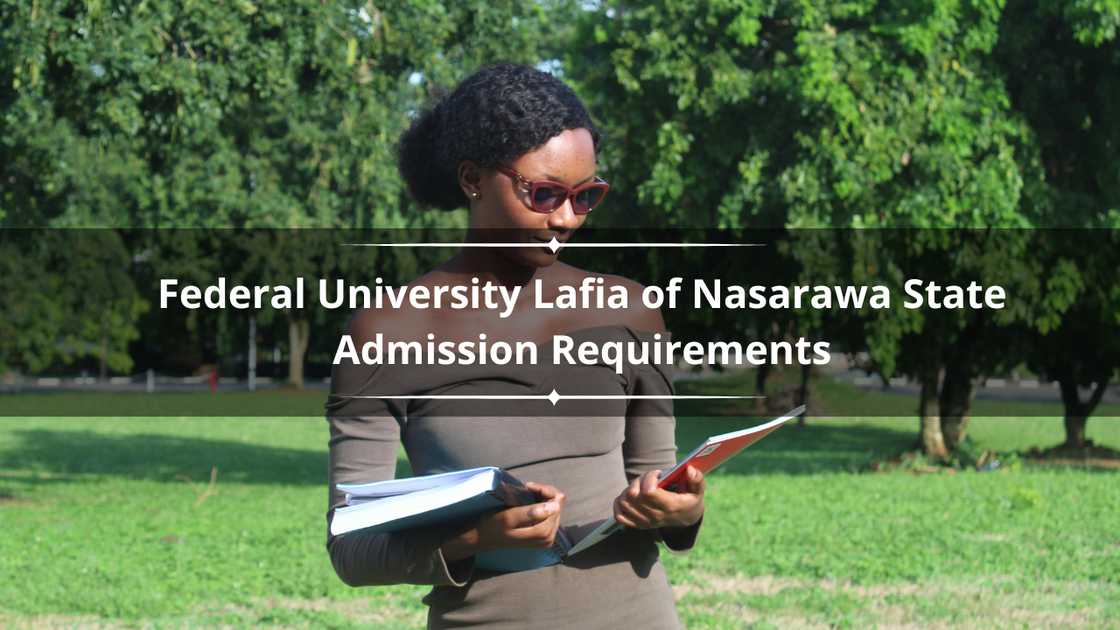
[397,62,602,211]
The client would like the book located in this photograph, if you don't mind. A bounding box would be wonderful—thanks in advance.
[330,406,802,570]
[565,405,805,557]
[331,466,572,572]
[339,466,501,504]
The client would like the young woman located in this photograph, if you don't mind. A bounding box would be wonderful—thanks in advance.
[326,63,705,629]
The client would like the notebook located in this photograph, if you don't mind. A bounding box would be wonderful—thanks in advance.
[331,466,572,572]
[565,405,805,556]
[331,406,803,569]
[339,466,502,504]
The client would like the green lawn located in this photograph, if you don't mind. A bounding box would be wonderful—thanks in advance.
[1,375,1117,628]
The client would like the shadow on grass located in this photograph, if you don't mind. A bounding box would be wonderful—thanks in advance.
[1,420,916,487]
[0,429,411,486]
[0,390,328,417]
[1021,442,1120,472]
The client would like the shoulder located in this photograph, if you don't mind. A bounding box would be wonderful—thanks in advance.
[600,272,667,334]
[550,262,667,334]
[347,305,407,345]
[346,271,443,344]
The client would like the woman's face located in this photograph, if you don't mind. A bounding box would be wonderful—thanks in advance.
[465,127,599,268]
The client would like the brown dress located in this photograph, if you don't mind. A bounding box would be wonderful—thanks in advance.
[325,325,702,629]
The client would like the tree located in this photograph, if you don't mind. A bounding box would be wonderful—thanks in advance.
[571,1,1045,456]
[997,0,1120,449]
[2,1,560,382]
[0,230,144,377]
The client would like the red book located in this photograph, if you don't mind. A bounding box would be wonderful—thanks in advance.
[657,404,804,490]
[566,405,804,557]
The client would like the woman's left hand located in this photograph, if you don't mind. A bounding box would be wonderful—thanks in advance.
[613,465,705,529]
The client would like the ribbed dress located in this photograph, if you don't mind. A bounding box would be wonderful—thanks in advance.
[325,324,702,629]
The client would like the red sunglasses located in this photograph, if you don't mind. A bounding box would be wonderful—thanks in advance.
[496,165,610,214]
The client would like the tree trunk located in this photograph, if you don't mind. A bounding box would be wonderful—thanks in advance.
[1063,415,1088,448]
[938,364,974,451]
[99,333,108,382]
[1058,377,1107,448]
[918,364,948,460]
[288,317,309,389]
[797,363,810,426]
[247,315,257,392]
[755,363,770,396]
[754,363,770,413]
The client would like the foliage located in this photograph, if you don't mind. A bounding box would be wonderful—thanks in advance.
[1,0,554,228]
[0,1,554,377]
[2,0,1118,449]
[996,0,1120,443]
[0,230,145,374]
[569,0,1119,453]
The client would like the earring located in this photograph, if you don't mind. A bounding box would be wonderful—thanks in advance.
[471,191,481,199]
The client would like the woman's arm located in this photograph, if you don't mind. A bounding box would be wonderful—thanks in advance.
[619,359,705,551]
[326,306,571,584]
[326,413,475,586]
[610,288,707,549]
[608,290,705,549]
[325,306,477,586]
[328,413,569,583]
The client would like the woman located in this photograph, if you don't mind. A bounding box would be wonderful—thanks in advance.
[326,63,705,629]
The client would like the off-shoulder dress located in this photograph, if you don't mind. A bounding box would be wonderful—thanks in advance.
[325,325,702,629]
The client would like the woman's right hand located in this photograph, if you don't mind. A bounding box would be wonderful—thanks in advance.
[441,482,565,561]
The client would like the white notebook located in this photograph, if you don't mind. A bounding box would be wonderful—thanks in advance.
[338,466,497,503]
[330,466,569,572]
[331,466,530,536]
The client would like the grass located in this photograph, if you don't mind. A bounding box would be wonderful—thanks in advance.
[1,372,1117,628]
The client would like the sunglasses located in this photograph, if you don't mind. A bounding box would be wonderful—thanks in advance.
[496,165,610,214]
